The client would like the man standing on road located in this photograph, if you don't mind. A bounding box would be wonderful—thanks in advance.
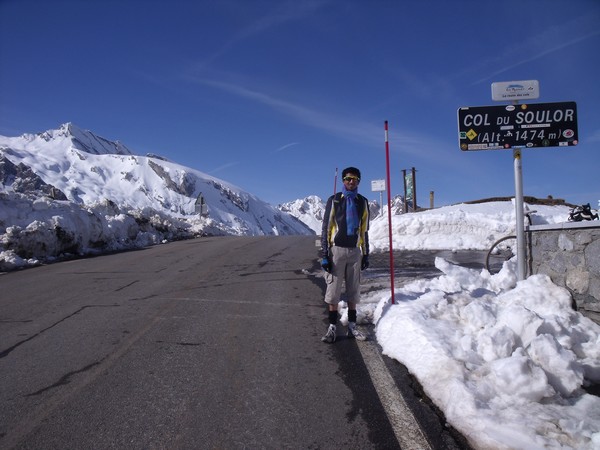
[320,167,370,343]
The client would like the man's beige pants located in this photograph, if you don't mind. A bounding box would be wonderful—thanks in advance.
[324,246,362,305]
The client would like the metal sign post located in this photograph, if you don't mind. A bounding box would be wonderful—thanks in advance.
[513,148,526,280]
[384,121,395,304]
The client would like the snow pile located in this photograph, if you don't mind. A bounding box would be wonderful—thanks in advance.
[369,201,572,252]
[0,191,203,271]
[345,258,600,449]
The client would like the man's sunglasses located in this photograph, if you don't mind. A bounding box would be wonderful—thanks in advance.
[343,176,360,182]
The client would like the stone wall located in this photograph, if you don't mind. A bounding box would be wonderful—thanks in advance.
[528,222,600,323]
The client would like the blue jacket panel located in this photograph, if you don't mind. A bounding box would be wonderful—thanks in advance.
[320,192,370,258]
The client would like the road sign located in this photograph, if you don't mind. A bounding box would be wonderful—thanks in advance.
[371,179,385,192]
[492,80,539,101]
[457,102,578,151]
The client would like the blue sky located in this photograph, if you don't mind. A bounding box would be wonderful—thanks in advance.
[1,0,599,207]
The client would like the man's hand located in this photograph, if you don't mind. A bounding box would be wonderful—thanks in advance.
[361,255,369,270]
[321,257,332,273]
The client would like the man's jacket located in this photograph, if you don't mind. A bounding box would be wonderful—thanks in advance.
[320,191,369,258]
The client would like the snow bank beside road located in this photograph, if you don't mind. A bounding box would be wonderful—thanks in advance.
[369,201,571,252]
[345,257,600,450]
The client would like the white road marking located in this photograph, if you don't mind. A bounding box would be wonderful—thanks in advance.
[358,338,433,450]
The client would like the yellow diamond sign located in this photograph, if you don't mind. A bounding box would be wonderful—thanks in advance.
[466,129,477,141]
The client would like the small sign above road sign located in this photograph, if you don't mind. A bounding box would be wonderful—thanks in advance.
[492,80,540,101]
[457,102,578,151]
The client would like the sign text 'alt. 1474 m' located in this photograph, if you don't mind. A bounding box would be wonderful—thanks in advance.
[457,102,578,151]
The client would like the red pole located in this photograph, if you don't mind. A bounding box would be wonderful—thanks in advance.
[333,167,338,196]
[385,121,395,304]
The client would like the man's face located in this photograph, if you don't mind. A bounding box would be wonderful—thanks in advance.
[343,173,360,190]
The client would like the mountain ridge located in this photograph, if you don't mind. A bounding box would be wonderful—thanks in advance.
[0,123,313,269]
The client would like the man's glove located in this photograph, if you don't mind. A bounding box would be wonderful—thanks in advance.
[321,257,332,273]
[361,255,369,270]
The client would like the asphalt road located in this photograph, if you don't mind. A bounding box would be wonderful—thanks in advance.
[0,236,470,449]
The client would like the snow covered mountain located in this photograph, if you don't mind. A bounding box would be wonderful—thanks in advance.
[0,123,313,269]
[277,195,325,233]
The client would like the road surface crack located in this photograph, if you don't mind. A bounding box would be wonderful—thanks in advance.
[0,304,119,359]
[24,359,105,397]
